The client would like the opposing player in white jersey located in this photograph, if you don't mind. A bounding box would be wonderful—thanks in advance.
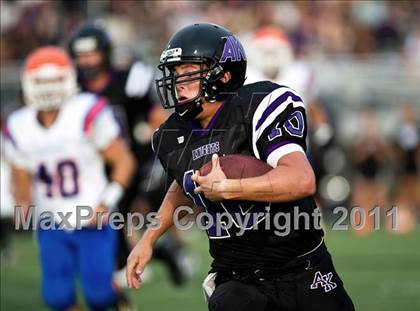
[0,127,15,261]
[3,46,136,310]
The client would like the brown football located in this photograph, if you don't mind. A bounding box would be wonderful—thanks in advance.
[199,154,272,179]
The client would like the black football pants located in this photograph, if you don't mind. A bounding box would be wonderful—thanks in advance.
[208,246,355,311]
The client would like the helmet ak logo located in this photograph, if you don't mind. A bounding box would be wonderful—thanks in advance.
[220,36,246,63]
[310,271,337,293]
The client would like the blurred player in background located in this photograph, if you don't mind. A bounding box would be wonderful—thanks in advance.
[3,46,136,310]
[243,26,316,102]
[244,26,342,214]
[68,22,190,288]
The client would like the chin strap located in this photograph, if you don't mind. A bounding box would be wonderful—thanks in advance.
[176,97,204,120]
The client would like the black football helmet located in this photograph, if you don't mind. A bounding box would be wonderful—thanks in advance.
[156,23,247,119]
[68,23,112,80]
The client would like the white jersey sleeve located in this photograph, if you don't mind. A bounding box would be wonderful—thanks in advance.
[2,114,31,170]
[0,149,15,218]
[125,61,155,98]
[83,97,120,150]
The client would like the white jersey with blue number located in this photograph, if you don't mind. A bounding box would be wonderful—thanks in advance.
[3,93,119,228]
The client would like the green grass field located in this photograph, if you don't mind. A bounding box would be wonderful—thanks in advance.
[1,229,420,311]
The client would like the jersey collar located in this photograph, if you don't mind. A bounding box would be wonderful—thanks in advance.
[185,95,233,137]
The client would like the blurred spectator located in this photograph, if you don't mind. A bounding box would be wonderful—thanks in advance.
[390,104,419,233]
[2,1,420,65]
[349,110,391,235]
[403,22,420,81]
[307,101,348,215]
[1,1,85,66]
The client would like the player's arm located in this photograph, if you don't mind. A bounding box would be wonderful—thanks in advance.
[193,152,315,203]
[2,127,33,220]
[100,137,136,189]
[126,180,192,289]
[87,137,136,226]
[86,100,136,225]
[224,152,315,202]
[194,87,315,203]
[11,166,33,223]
